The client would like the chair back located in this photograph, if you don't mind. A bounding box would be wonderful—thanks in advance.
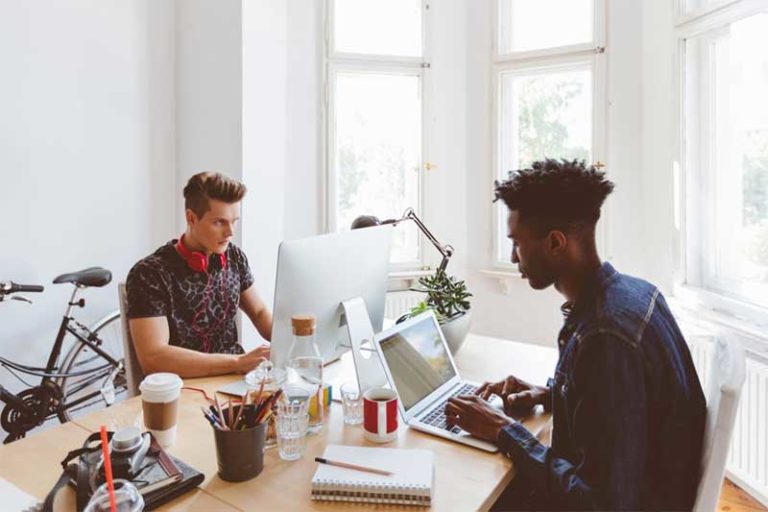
[118,283,144,397]
[693,336,747,512]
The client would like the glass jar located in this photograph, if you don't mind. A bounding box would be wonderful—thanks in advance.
[285,315,324,434]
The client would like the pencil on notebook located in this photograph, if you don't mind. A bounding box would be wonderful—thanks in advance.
[314,457,394,476]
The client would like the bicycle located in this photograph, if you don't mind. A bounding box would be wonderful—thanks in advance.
[0,267,127,443]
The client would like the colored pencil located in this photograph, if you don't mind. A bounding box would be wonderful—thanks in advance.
[231,387,249,430]
[213,393,229,430]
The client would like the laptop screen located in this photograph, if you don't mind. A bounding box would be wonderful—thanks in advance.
[378,315,457,412]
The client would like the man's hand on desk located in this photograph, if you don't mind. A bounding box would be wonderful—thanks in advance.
[477,375,549,415]
[234,344,270,374]
[445,395,514,443]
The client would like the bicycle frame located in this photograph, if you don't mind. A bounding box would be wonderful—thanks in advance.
[1,285,122,420]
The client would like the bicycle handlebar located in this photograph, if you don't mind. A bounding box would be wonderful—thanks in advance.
[0,282,44,295]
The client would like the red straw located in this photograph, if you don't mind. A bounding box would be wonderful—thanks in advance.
[99,426,117,512]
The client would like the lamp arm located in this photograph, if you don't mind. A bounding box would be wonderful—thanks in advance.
[395,208,453,273]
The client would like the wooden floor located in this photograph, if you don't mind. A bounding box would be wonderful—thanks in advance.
[719,479,767,512]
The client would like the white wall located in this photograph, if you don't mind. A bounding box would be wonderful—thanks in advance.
[0,0,176,399]
[283,0,323,240]
[240,0,289,347]
[175,0,243,230]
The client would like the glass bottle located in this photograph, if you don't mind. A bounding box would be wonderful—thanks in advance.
[285,314,324,434]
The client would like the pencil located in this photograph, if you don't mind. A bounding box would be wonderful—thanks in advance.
[252,375,266,410]
[231,387,248,430]
[254,388,282,424]
[201,406,222,429]
[314,457,394,476]
[213,393,229,430]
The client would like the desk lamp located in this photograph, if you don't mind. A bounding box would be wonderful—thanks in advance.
[351,208,454,274]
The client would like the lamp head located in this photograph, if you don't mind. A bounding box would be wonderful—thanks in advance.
[350,215,383,229]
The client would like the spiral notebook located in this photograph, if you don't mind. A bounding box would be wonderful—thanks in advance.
[311,445,434,506]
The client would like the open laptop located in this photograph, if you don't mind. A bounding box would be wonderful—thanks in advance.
[373,311,499,453]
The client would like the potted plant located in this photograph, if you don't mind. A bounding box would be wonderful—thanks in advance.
[398,270,472,355]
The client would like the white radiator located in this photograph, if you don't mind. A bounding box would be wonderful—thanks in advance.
[384,291,425,321]
[688,335,768,507]
[727,354,768,507]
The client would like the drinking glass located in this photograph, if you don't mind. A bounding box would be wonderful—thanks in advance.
[84,479,144,512]
[275,399,309,461]
[340,380,363,425]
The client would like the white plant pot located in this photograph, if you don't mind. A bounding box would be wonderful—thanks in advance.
[440,310,472,355]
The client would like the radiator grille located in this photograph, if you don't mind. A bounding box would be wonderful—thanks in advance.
[727,356,768,504]
[688,335,768,507]
[384,291,425,321]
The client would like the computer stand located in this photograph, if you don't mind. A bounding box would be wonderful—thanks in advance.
[339,297,388,392]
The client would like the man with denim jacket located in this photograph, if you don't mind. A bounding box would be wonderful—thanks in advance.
[445,159,706,510]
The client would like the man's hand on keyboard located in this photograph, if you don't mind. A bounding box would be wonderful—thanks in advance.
[476,375,548,415]
[444,394,514,443]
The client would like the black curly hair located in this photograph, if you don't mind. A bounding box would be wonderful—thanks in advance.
[494,159,614,234]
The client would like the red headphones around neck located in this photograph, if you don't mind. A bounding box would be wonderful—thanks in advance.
[175,235,227,273]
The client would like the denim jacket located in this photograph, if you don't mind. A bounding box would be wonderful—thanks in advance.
[497,263,706,510]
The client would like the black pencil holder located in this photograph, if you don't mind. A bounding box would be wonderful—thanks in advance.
[213,405,268,482]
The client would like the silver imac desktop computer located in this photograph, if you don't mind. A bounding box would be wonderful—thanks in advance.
[269,226,392,371]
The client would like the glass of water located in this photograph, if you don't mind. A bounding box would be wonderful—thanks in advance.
[275,398,309,461]
[340,380,363,425]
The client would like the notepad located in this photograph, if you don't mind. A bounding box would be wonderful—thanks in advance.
[311,445,434,506]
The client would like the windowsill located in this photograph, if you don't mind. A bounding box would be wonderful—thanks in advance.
[480,269,523,295]
[670,283,768,357]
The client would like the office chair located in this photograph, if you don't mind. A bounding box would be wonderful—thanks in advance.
[118,282,144,397]
[693,336,747,512]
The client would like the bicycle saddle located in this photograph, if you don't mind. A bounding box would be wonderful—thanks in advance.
[53,267,112,287]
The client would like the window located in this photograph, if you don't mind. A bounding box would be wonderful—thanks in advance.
[494,0,606,267]
[682,5,768,309]
[325,0,425,266]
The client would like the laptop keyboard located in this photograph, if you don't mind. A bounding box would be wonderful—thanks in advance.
[420,383,478,434]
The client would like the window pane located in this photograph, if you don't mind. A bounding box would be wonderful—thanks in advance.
[497,67,592,263]
[689,14,768,306]
[333,0,422,57]
[333,72,421,263]
[498,0,593,54]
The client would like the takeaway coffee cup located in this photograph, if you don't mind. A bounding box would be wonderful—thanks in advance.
[139,373,183,448]
[363,388,398,443]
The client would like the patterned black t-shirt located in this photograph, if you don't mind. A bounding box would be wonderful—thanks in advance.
[126,240,255,354]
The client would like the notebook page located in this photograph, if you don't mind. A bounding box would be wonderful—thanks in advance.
[313,444,433,489]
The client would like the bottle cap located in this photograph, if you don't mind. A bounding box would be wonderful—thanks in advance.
[291,314,316,336]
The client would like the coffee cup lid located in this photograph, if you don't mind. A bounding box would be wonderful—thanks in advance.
[139,373,182,394]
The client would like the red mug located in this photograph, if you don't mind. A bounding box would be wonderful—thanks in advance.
[363,388,398,443]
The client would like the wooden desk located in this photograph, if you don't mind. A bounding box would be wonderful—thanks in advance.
[0,335,557,511]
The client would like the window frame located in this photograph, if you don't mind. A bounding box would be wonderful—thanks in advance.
[676,0,768,324]
[491,0,608,271]
[323,0,430,271]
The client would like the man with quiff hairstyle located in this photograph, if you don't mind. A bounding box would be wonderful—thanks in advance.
[126,172,271,378]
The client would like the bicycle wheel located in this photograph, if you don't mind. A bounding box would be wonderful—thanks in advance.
[56,310,128,422]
